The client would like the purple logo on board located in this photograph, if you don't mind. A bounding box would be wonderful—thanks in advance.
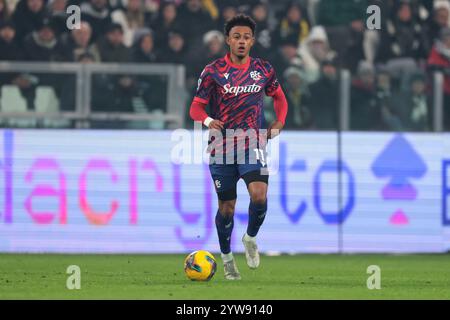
[371,134,427,225]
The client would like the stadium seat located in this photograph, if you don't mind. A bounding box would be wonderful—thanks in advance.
[148,109,165,129]
[34,86,71,127]
[35,86,60,113]
[0,85,37,127]
[0,85,28,112]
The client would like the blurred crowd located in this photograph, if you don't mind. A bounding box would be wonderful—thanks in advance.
[0,0,450,131]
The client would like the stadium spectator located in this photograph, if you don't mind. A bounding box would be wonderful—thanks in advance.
[319,0,367,64]
[215,0,238,31]
[272,1,310,48]
[0,0,12,24]
[48,0,70,36]
[22,17,62,61]
[177,0,214,49]
[424,2,450,51]
[428,27,450,88]
[97,22,130,62]
[250,0,273,60]
[428,27,450,130]
[12,0,49,42]
[112,0,148,47]
[376,0,428,63]
[187,29,225,92]
[298,25,337,83]
[202,29,226,61]
[342,9,370,73]
[130,27,166,115]
[59,21,101,62]
[271,39,301,77]
[304,59,339,130]
[190,29,226,74]
[316,0,368,72]
[95,22,135,117]
[0,20,38,112]
[150,1,182,48]
[23,16,69,108]
[372,67,405,131]
[350,61,383,130]
[131,27,157,63]
[282,66,312,130]
[158,29,187,65]
[0,21,22,60]
[389,72,431,131]
[80,0,112,41]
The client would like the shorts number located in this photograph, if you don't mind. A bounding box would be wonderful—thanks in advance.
[253,148,266,167]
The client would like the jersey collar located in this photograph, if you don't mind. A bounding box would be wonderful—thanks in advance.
[225,52,251,70]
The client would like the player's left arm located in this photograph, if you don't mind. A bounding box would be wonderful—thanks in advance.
[264,63,288,139]
[268,86,288,139]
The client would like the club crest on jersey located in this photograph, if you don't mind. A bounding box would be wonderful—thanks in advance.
[250,71,262,81]
[222,83,262,96]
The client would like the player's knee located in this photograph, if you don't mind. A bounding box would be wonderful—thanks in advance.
[219,202,235,217]
[250,190,267,205]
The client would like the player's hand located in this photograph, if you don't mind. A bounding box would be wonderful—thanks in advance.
[208,120,224,130]
[267,120,284,139]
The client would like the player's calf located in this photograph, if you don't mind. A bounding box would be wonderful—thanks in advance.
[243,198,266,269]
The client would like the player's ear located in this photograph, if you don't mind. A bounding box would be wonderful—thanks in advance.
[225,35,230,46]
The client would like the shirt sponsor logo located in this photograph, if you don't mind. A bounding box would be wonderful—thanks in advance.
[222,83,262,96]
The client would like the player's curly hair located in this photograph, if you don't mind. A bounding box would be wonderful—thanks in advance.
[224,14,256,36]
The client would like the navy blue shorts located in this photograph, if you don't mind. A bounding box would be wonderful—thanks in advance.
[209,149,269,201]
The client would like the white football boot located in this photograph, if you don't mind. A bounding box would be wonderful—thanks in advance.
[242,233,260,269]
[221,253,241,280]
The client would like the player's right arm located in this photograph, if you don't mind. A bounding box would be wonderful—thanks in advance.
[189,66,224,130]
[190,101,224,129]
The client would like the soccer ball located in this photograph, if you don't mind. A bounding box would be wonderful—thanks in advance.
[184,250,217,281]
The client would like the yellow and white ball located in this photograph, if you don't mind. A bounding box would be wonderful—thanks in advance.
[184,250,217,281]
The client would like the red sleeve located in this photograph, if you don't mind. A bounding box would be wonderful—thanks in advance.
[189,100,208,123]
[272,86,288,125]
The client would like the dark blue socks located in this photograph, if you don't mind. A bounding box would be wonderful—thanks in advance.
[247,200,267,237]
[215,210,234,254]
[216,200,267,253]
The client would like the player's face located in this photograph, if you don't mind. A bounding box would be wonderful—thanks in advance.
[226,26,254,59]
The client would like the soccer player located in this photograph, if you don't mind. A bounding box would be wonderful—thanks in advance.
[189,14,288,280]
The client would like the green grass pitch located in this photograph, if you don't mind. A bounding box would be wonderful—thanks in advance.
[1,253,449,299]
